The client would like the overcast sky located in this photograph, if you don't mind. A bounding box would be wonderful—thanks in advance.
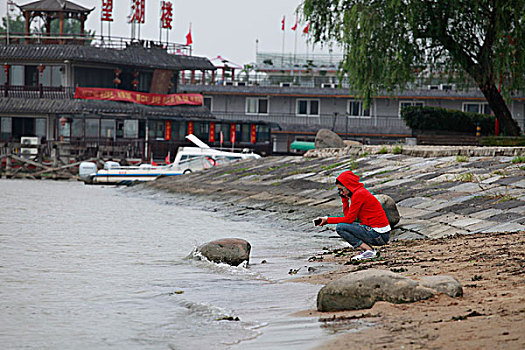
[2,0,340,66]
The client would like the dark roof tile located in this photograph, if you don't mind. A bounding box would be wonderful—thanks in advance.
[0,44,215,71]
[0,97,214,119]
[18,0,92,12]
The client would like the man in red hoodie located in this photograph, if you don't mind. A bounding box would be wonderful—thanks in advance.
[315,170,391,260]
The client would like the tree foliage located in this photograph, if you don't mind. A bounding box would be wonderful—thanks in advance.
[302,0,525,135]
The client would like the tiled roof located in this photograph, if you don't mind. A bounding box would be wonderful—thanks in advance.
[18,0,92,12]
[0,44,215,71]
[0,98,214,119]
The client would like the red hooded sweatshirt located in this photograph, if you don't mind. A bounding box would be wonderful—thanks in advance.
[326,171,390,228]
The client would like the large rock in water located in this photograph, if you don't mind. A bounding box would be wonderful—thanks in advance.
[375,194,401,227]
[317,269,436,311]
[198,238,251,266]
[315,129,346,149]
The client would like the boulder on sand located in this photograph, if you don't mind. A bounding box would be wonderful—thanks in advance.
[317,269,435,311]
[419,275,463,298]
[315,129,346,149]
[375,194,401,227]
[198,238,251,266]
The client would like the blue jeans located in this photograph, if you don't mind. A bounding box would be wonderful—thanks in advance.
[336,223,390,249]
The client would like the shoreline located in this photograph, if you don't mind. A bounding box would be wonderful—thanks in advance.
[146,148,525,349]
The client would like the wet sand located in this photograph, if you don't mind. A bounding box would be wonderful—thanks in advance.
[292,231,525,350]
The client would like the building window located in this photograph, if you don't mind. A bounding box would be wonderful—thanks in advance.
[463,102,491,115]
[85,119,99,138]
[203,96,213,111]
[347,100,370,118]
[297,99,320,116]
[1,117,12,140]
[399,101,424,117]
[123,120,139,138]
[246,97,269,114]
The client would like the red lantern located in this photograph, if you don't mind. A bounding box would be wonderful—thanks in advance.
[113,77,121,85]
[3,63,10,75]
[131,79,139,90]
[37,64,45,77]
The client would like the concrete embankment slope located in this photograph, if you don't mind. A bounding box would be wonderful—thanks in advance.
[149,146,525,239]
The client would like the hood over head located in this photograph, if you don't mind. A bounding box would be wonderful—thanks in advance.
[336,170,363,193]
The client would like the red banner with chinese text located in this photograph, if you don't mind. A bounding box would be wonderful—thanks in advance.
[250,124,256,144]
[74,87,203,106]
[161,1,173,29]
[187,121,194,135]
[101,0,113,22]
[209,122,215,143]
[165,121,171,140]
[130,0,145,24]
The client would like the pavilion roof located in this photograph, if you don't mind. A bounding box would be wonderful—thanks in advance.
[18,0,93,13]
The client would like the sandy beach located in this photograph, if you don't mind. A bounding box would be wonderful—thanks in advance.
[294,231,525,349]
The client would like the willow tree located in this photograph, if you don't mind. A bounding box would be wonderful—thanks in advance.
[302,0,524,135]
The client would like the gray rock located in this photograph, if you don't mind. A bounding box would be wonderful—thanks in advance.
[375,194,401,227]
[198,238,251,266]
[315,129,346,149]
[317,269,435,311]
[419,275,463,297]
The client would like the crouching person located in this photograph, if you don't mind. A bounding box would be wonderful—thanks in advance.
[315,170,390,261]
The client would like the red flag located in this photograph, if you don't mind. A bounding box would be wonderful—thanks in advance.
[303,22,310,34]
[165,152,170,164]
[281,16,285,31]
[151,160,158,166]
[291,16,297,31]
[186,25,193,45]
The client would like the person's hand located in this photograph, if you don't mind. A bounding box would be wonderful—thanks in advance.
[315,217,328,226]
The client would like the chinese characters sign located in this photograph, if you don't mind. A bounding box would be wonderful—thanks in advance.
[74,87,203,106]
[130,0,146,24]
[161,1,173,30]
[101,0,113,22]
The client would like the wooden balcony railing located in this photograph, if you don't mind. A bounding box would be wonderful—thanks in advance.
[1,84,75,99]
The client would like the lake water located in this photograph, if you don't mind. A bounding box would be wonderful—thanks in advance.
[0,180,360,349]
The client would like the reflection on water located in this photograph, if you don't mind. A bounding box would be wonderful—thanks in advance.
[0,179,359,349]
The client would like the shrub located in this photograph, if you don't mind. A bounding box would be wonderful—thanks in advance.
[401,106,495,135]
[379,146,388,154]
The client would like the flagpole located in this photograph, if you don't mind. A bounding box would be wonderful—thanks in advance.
[6,0,10,44]
[281,16,285,66]
[293,24,298,65]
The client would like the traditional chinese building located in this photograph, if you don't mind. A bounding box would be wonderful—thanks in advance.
[0,0,272,162]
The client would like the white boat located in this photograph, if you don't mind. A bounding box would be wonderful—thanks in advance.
[79,134,261,185]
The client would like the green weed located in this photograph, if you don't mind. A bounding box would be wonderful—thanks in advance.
[511,155,525,163]
[392,144,403,154]
[379,146,388,154]
[456,172,474,182]
[456,155,469,162]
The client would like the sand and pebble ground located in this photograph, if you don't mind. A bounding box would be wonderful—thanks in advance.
[148,145,525,349]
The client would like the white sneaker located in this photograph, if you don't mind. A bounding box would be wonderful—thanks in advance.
[351,250,377,261]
